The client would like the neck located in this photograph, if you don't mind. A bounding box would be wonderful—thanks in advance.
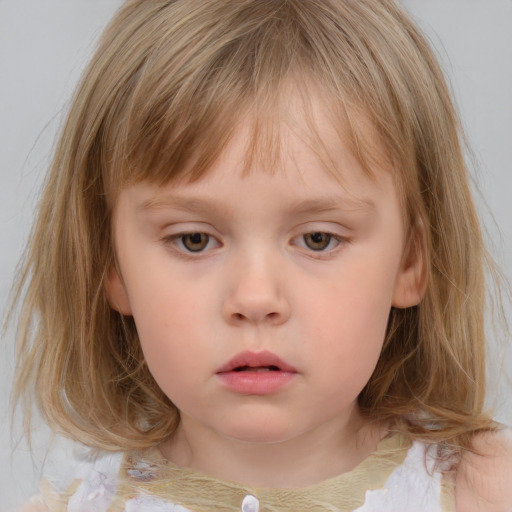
[159,409,385,488]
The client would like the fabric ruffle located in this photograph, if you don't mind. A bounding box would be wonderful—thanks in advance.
[37,434,454,512]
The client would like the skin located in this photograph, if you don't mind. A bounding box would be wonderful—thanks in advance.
[455,429,512,511]
[106,104,426,488]
[21,99,512,510]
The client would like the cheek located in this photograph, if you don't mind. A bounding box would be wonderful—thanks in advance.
[125,276,204,371]
[133,304,208,404]
[133,295,201,357]
[122,247,205,330]
[310,270,395,339]
[298,259,397,377]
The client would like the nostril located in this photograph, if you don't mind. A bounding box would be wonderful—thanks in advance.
[224,293,290,325]
[231,311,280,323]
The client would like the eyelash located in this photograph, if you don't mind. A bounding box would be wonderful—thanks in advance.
[162,231,348,257]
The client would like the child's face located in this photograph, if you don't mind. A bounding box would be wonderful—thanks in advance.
[107,106,422,446]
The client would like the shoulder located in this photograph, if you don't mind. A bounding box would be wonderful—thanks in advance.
[29,444,125,512]
[455,428,512,512]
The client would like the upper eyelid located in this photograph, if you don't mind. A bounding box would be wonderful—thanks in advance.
[159,221,217,233]
[163,231,219,242]
[159,223,350,242]
[161,229,347,240]
[160,224,221,241]
[292,220,352,235]
[292,229,347,241]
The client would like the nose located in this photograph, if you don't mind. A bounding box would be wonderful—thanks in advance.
[222,254,291,326]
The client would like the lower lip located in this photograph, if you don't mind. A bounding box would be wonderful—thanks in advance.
[217,371,296,395]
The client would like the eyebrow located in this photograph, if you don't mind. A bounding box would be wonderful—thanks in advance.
[139,195,375,216]
[140,196,234,216]
[286,197,376,215]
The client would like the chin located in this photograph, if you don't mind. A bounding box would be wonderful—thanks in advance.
[220,419,299,445]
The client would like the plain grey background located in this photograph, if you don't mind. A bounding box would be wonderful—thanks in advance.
[1,1,511,510]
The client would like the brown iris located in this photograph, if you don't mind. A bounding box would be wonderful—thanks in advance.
[303,232,332,251]
[182,233,209,252]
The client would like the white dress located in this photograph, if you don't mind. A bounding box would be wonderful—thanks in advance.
[32,434,455,512]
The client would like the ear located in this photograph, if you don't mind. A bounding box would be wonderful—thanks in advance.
[104,266,132,316]
[392,219,428,308]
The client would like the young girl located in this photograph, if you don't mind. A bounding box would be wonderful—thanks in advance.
[12,0,512,510]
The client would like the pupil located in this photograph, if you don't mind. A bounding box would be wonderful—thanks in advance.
[311,233,325,243]
[189,233,203,244]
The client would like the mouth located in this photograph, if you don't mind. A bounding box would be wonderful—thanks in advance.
[232,365,281,372]
[216,350,297,395]
[216,350,297,374]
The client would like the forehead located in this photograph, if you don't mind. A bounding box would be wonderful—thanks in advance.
[118,82,393,194]
[123,96,398,222]
[97,0,423,222]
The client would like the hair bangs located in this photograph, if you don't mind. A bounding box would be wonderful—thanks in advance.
[98,0,311,194]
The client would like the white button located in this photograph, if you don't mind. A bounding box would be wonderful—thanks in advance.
[241,494,259,512]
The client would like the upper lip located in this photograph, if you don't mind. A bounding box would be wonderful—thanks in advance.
[216,350,297,373]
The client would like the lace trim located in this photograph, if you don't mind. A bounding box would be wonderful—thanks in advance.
[114,434,410,512]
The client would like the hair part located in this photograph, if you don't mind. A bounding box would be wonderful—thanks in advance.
[12,0,496,454]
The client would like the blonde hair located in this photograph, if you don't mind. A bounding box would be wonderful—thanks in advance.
[13,0,497,453]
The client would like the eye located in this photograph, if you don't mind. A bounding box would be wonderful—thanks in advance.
[298,232,342,252]
[175,233,216,252]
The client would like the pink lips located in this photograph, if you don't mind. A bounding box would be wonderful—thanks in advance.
[216,350,297,395]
